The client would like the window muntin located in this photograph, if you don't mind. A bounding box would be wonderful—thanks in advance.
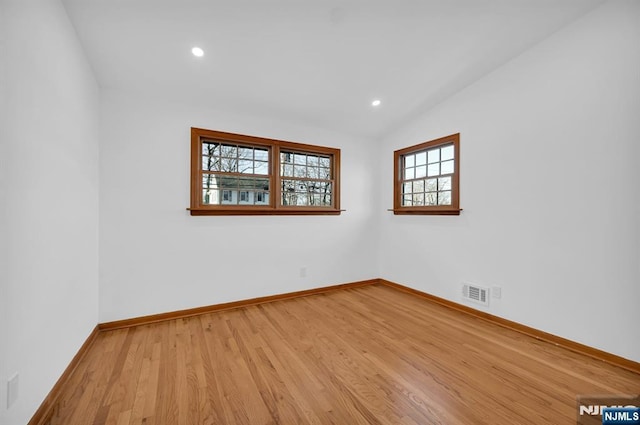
[393,133,460,215]
[190,128,340,215]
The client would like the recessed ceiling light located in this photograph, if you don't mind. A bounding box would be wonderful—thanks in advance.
[372,99,381,107]
[192,47,204,57]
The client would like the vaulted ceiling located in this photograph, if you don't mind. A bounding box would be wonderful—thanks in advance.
[62,0,603,138]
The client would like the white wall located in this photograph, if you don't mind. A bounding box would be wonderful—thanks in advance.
[1,1,637,423]
[377,0,640,362]
[99,89,379,322]
[1,2,9,422]
[0,0,100,423]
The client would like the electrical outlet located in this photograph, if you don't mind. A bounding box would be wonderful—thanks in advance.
[300,266,307,278]
[7,373,18,409]
[492,286,502,299]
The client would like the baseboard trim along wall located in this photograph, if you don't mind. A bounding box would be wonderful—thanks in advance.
[28,325,101,425]
[98,279,379,331]
[378,279,640,375]
[28,278,640,424]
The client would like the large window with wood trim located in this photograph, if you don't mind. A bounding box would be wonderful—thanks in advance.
[189,128,341,215]
[393,133,460,215]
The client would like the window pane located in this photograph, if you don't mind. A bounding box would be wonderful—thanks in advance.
[294,153,306,165]
[238,147,253,159]
[239,191,250,203]
[303,181,314,193]
[202,142,220,156]
[412,193,424,206]
[254,191,269,205]
[202,189,220,205]
[426,178,437,192]
[441,145,454,161]
[438,191,452,205]
[221,145,237,158]
[307,155,319,167]
[257,179,270,191]
[239,179,250,191]
[202,156,221,171]
[404,154,415,168]
[202,143,211,155]
[321,194,331,206]
[238,178,252,190]
[416,165,427,178]
[441,160,454,175]
[202,174,217,189]
[203,174,237,189]
[222,190,234,204]
[402,195,413,206]
[218,157,238,172]
[307,167,321,179]
[238,159,253,174]
[241,177,269,191]
[296,193,309,206]
[404,167,415,180]
[281,152,293,163]
[254,148,269,161]
[438,176,451,191]
[314,181,323,191]
[318,181,332,194]
[318,167,330,179]
[281,178,295,192]
[282,164,293,177]
[416,152,427,166]
[403,182,412,194]
[413,179,425,193]
[425,193,438,206]
[294,165,307,178]
[427,149,440,164]
[254,161,269,175]
[427,163,440,177]
[319,157,330,168]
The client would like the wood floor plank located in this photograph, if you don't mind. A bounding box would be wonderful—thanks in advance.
[50,284,640,425]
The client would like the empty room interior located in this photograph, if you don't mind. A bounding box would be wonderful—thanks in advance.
[1,0,639,424]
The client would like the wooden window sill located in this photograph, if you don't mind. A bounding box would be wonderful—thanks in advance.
[188,208,344,216]
[387,208,462,216]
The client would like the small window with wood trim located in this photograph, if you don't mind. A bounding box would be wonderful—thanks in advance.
[190,128,341,215]
[393,133,461,215]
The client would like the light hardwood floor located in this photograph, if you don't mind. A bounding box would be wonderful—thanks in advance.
[48,284,639,424]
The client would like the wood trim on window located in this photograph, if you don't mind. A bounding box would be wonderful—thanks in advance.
[393,133,461,215]
[189,128,341,216]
